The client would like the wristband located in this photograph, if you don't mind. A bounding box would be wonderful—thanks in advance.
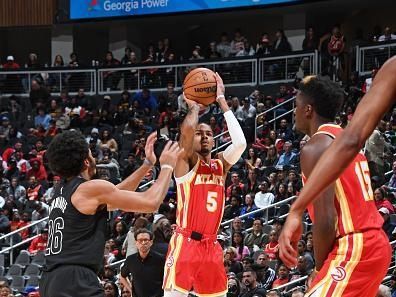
[143,158,154,167]
[216,94,225,101]
[161,164,174,171]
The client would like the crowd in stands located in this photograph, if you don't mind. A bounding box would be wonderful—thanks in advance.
[1,25,396,94]
[0,30,394,297]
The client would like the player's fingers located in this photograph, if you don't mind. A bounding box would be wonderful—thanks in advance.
[146,132,157,146]
[162,140,172,152]
[169,141,181,152]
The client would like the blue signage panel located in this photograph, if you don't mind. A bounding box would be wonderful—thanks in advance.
[70,0,299,20]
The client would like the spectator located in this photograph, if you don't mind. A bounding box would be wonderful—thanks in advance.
[245,148,262,171]
[240,268,267,297]
[102,281,119,297]
[230,29,246,56]
[379,207,396,240]
[241,97,257,119]
[256,33,272,56]
[122,216,149,257]
[43,175,61,203]
[232,231,250,261]
[28,228,48,255]
[264,230,279,260]
[7,177,26,208]
[263,145,279,167]
[272,263,290,289]
[240,193,259,227]
[276,141,297,168]
[375,188,394,214]
[189,45,204,60]
[244,169,260,194]
[302,27,319,51]
[255,252,276,290]
[31,201,49,232]
[207,41,221,58]
[378,27,396,42]
[290,256,312,283]
[217,32,232,58]
[99,129,118,155]
[111,221,127,249]
[224,196,242,221]
[255,181,275,209]
[0,208,10,233]
[378,284,392,297]
[34,107,52,130]
[231,97,244,121]
[276,118,294,142]
[244,218,269,253]
[273,30,292,54]
[225,246,243,274]
[226,172,245,198]
[365,120,390,177]
[29,79,50,108]
[132,88,158,114]
[227,276,241,297]
[27,158,47,182]
[26,175,44,203]
[119,229,165,297]
[296,240,314,270]
[383,161,396,194]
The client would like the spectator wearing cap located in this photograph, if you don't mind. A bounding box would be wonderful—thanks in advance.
[244,218,269,253]
[2,56,22,94]
[28,227,48,255]
[379,207,396,240]
[276,141,297,168]
[0,115,11,141]
[132,88,158,115]
[375,188,395,214]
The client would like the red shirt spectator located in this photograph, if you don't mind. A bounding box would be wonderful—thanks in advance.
[28,229,48,255]
[27,158,47,181]
[226,173,245,198]
[2,56,20,69]
[374,188,395,214]
[16,212,31,240]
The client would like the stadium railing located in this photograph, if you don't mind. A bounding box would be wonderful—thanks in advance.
[212,96,296,154]
[0,51,319,97]
[0,179,155,265]
[356,41,396,76]
[97,56,258,94]
[0,68,97,97]
[258,51,318,85]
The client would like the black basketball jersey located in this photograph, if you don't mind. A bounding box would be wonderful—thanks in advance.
[44,177,107,273]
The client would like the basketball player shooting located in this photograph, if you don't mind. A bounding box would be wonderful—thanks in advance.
[282,75,391,297]
[163,73,247,297]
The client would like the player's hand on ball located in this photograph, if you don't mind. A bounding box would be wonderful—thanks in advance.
[183,93,206,111]
[159,141,184,169]
[279,210,302,268]
[215,72,225,99]
[144,132,157,165]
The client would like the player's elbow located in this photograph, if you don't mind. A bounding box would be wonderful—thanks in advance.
[235,136,247,153]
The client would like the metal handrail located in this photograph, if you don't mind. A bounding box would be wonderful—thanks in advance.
[243,213,289,234]
[0,234,40,255]
[221,195,297,226]
[0,217,48,242]
[275,275,308,291]
[254,96,296,140]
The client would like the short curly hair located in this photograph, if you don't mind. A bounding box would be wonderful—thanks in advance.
[299,75,344,121]
[46,130,89,178]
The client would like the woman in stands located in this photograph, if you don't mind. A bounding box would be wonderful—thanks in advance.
[245,147,262,171]
[231,231,250,261]
[263,145,279,167]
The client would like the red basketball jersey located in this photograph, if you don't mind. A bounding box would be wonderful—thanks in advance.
[175,158,225,235]
[303,124,383,237]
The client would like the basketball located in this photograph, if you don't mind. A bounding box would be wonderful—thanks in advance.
[183,68,217,106]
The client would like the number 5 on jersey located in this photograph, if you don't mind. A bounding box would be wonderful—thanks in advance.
[206,191,218,212]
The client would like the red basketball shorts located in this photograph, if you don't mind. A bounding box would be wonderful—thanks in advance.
[306,229,391,297]
[163,232,227,296]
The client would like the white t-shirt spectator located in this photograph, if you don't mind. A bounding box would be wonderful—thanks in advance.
[378,34,396,42]
[255,191,275,208]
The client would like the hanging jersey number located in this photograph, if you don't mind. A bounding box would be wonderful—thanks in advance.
[206,191,218,212]
[45,217,64,255]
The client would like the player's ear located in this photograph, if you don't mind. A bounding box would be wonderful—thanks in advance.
[305,104,313,115]
[82,158,89,170]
